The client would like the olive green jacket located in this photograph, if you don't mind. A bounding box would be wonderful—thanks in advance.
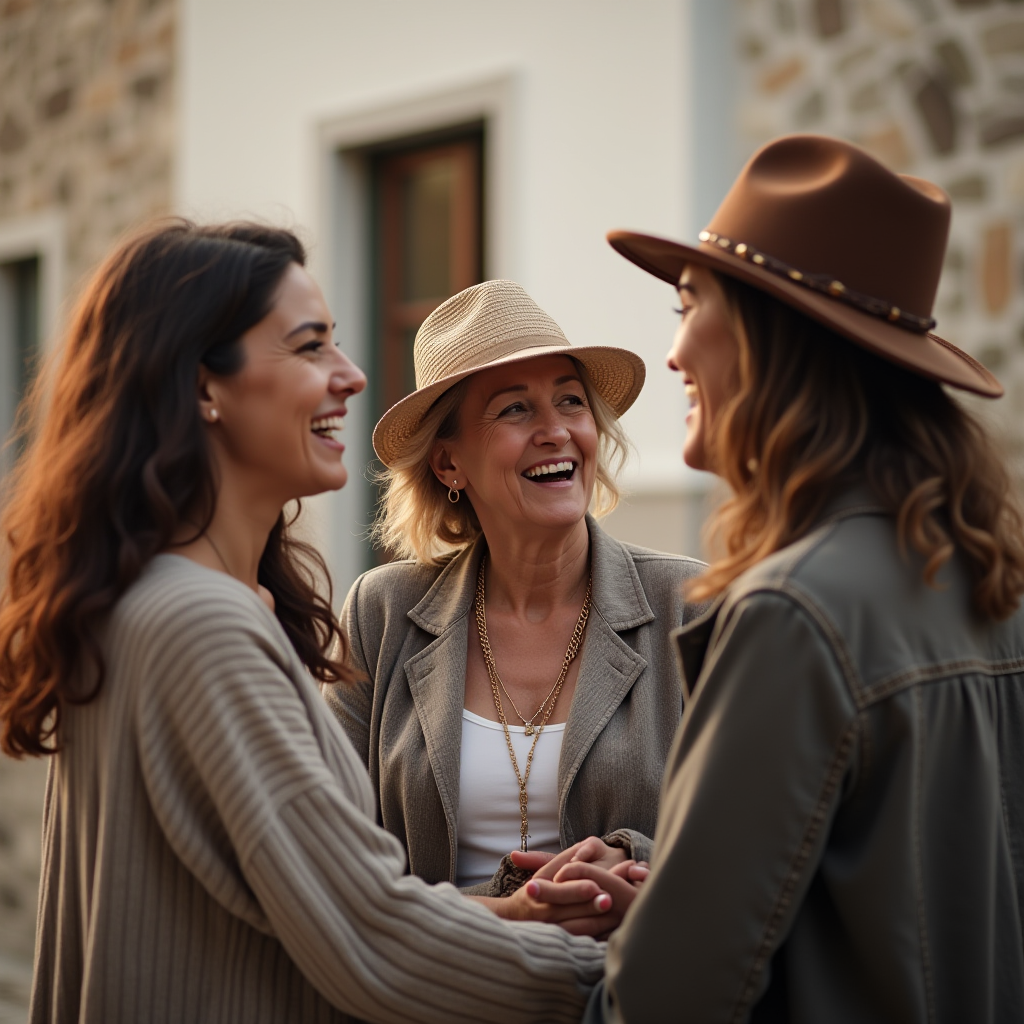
[587,491,1024,1024]
[324,517,704,890]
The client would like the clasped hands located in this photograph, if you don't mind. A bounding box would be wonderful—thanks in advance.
[473,836,649,939]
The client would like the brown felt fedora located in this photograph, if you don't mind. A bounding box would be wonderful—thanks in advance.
[372,279,646,466]
[608,133,1002,398]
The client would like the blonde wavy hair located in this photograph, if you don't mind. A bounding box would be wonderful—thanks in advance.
[690,272,1024,620]
[371,359,631,564]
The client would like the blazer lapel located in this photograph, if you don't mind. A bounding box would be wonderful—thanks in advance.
[558,519,652,833]
[403,541,484,880]
[403,621,469,879]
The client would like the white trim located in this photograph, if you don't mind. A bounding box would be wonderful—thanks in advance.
[0,209,66,348]
[305,72,518,591]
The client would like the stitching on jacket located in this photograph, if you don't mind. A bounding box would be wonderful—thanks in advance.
[912,686,937,1024]
[733,720,858,1023]
[773,583,867,709]
[865,656,1024,704]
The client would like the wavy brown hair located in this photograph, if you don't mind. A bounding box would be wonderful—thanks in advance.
[691,272,1024,620]
[0,220,355,758]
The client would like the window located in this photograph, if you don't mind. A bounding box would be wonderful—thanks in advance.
[372,130,483,421]
[0,256,40,465]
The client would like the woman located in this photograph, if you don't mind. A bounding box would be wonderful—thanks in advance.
[0,221,623,1024]
[587,134,1024,1022]
[325,279,703,921]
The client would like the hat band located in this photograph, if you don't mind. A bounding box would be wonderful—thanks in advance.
[698,230,936,334]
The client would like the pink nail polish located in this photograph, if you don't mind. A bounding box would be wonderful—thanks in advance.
[526,882,539,898]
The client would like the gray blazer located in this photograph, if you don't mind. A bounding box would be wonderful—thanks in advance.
[325,516,704,888]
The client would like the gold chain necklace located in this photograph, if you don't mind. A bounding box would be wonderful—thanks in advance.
[473,555,592,852]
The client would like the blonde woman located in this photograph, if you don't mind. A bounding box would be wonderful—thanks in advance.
[326,280,702,931]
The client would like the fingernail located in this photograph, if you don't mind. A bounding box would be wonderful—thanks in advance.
[596,894,611,911]
[526,882,540,898]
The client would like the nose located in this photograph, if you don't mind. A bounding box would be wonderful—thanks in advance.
[330,350,367,396]
[666,321,684,373]
[533,405,571,446]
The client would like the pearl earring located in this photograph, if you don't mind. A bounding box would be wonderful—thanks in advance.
[209,409,219,422]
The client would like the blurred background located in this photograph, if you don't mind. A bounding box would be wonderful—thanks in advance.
[2,0,1024,1017]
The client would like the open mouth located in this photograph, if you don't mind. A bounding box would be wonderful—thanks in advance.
[523,459,578,482]
[311,414,344,442]
[683,379,699,408]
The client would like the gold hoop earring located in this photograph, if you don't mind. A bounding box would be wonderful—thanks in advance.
[448,480,460,504]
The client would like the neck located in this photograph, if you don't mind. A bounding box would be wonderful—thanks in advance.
[169,473,285,592]
[480,517,591,621]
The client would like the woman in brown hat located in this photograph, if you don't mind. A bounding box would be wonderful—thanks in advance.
[325,279,703,931]
[585,134,1024,1021]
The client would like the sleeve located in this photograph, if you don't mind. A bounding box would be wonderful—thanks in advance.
[597,592,859,1024]
[601,828,652,865]
[135,586,604,1024]
[323,574,375,768]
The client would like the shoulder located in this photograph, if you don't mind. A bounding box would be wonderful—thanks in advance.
[110,554,291,665]
[344,554,453,617]
[591,519,705,583]
[589,522,707,626]
[621,541,706,582]
[729,511,911,611]
[717,511,994,696]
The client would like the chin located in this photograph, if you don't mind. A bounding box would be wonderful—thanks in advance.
[526,500,590,531]
[300,466,349,497]
[682,442,710,472]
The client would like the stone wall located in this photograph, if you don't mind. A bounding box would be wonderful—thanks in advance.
[735,0,1024,465]
[0,0,176,292]
[0,0,175,1016]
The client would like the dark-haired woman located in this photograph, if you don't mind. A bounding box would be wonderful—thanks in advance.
[587,135,1024,1023]
[0,221,611,1024]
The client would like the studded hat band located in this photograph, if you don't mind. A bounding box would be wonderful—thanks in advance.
[698,230,936,334]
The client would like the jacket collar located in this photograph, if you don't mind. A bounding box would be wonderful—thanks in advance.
[407,513,655,636]
[671,482,888,702]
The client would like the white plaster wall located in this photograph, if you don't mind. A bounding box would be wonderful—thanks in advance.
[176,0,715,589]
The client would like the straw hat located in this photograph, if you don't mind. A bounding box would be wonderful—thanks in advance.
[608,133,1002,398]
[372,280,646,467]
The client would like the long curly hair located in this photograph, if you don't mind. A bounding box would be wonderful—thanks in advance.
[0,219,356,758]
[691,272,1024,620]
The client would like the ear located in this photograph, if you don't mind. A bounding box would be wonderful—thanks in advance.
[196,364,221,425]
[428,439,462,489]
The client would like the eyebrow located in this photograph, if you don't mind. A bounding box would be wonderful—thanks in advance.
[485,374,582,405]
[677,283,696,296]
[485,383,528,404]
[284,320,335,340]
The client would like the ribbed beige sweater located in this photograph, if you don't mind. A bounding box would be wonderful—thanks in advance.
[29,555,604,1023]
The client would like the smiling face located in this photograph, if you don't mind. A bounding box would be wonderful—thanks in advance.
[430,354,599,538]
[667,264,742,472]
[201,262,367,504]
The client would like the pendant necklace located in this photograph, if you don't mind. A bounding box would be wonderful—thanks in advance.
[474,555,592,852]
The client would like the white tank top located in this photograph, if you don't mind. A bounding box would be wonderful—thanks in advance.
[456,709,565,888]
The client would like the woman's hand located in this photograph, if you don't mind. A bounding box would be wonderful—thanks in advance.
[470,844,618,936]
[509,835,628,875]
[549,859,647,939]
